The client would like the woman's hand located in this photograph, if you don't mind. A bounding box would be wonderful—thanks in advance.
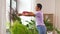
[22,11,29,16]
[23,11,35,16]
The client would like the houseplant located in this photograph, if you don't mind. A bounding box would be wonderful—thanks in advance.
[44,18,53,31]
[44,18,53,34]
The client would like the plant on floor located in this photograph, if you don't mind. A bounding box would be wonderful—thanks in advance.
[44,18,53,31]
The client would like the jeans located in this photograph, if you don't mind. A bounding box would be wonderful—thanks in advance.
[37,25,46,34]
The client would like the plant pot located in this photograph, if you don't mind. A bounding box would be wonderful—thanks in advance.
[47,31,53,34]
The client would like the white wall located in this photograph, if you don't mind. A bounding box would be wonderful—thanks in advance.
[55,0,60,29]
[0,0,6,34]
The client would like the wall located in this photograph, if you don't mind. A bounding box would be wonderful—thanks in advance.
[55,0,60,29]
[0,0,6,34]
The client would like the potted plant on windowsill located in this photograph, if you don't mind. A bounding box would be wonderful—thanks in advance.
[44,18,53,34]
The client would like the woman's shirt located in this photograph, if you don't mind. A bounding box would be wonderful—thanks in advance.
[35,11,45,26]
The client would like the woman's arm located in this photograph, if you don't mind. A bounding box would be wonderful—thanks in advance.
[23,12,35,16]
[18,12,35,16]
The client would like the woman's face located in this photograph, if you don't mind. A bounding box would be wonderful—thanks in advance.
[35,6,40,11]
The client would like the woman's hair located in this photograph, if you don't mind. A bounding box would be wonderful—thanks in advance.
[37,3,42,10]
